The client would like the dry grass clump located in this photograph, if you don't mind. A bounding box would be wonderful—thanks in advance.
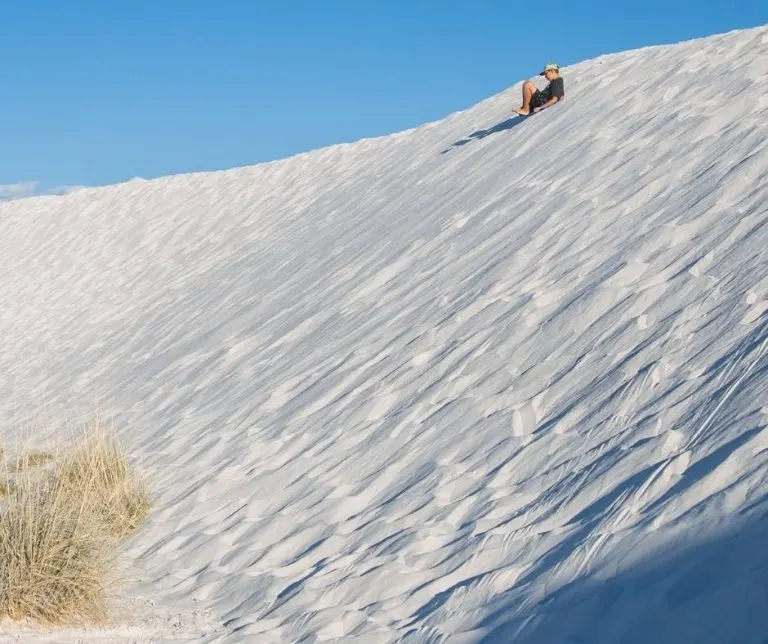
[9,451,54,473]
[57,432,151,539]
[0,470,111,623]
[0,424,150,625]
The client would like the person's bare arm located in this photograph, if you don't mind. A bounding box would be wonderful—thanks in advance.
[533,95,564,113]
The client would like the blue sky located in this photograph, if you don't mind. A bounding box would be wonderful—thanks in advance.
[0,1,765,193]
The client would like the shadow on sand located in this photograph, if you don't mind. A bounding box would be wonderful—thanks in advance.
[442,114,531,154]
[473,510,768,643]
[406,318,768,641]
[469,318,768,642]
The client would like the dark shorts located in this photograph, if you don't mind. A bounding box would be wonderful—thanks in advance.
[530,90,547,110]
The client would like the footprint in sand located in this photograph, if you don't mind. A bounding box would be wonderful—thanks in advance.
[661,428,685,456]
[636,313,656,330]
[688,252,714,277]
[740,294,768,325]
[649,360,674,387]
[662,86,680,102]
[451,209,474,229]
[412,350,434,366]
[511,393,546,437]
[666,450,691,477]
[512,403,536,438]
[605,262,648,288]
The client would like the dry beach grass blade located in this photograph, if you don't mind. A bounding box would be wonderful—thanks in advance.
[0,422,150,624]
[8,451,54,474]
[57,430,151,539]
[0,466,111,623]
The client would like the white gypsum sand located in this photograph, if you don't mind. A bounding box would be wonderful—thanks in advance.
[0,25,767,643]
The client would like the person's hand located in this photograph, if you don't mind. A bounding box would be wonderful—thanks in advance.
[533,107,541,113]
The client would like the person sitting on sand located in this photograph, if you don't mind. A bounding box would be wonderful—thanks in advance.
[515,63,565,116]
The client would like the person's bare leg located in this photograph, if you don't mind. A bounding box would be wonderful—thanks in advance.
[515,81,537,115]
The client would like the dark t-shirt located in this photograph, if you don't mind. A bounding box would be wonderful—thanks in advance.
[539,77,565,102]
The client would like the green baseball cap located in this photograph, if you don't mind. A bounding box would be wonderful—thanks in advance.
[540,63,560,75]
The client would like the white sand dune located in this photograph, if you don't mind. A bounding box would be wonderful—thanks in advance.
[1,25,767,643]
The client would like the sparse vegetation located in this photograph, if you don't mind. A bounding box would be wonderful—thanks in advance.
[9,450,54,473]
[0,422,150,625]
[58,432,151,539]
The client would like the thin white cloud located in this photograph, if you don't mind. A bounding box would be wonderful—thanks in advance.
[0,182,89,201]
[0,181,39,201]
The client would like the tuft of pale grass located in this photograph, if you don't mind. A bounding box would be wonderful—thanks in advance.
[9,451,54,473]
[57,429,151,539]
[0,422,150,625]
[0,464,112,624]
